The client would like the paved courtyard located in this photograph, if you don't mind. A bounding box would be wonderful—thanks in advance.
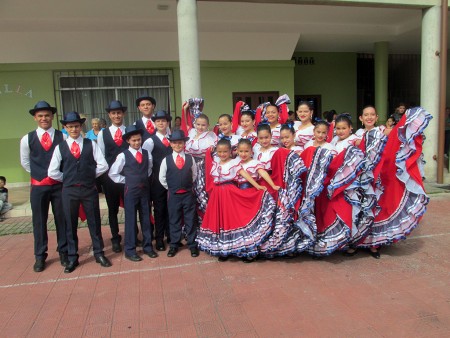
[0,188,449,337]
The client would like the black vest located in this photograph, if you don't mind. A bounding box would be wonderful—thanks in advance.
[28,130,64,181]
[135,119,154,142]
[122,149,149,191]
[103,127,128,167]
[59,139,96,187]
[165,154,193,194]
[150,134,172,174]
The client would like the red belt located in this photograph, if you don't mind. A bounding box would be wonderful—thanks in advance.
[176,189,188,194]
[31,177,60,186]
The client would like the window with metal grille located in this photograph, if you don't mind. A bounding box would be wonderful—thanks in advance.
[54,69,175,130]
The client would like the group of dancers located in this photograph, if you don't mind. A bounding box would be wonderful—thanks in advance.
[183,95,432,261]
[21,93,432,273]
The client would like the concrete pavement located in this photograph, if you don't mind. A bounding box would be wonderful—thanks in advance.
[0,187,449,337]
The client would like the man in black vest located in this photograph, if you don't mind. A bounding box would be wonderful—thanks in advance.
[159,130,199,258]
[97,100,128,253]
[142,111,172,251]
[135,95,157,142]
[48,112,111,273]
[20,101,69,272]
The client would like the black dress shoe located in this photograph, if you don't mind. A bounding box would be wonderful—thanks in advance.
[369,248,381,259]
[190,247,199,258]
[64,260,79,274]
[156,241,166,251]
[33,259,46,272]
[167,247,178,257]
[95,255,112,267]
[145,250,158,258]
[125,254,143,262]
[112,242,122,253]
[59,253,70,267]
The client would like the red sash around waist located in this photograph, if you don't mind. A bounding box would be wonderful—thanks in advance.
[31,177,60,186]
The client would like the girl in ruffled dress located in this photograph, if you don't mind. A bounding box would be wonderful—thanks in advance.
[303,121,337,153]
[294,101,315,151]
[185,113,218,221]
[197,139,276,261]
[265,104,283,147]
[354,105,385,146]
[235,139,280,261]
[331,114,359,152]
[280,124,303,154]
[357,107,432,258]
[302,121,337,166]
[308,114,365,257]
[238,111,257,144]
[253,124,279,199]
[217,114,240,155]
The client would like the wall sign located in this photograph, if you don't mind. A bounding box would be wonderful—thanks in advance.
[0,84,33,98]
[292,57,315,66]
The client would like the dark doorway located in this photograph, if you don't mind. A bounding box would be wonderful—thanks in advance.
[232,91,279,110]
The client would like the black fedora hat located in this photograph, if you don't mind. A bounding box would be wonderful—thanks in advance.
[29,101,57,116]
[151,110,172,122]
[167,129,189,142]
[105,100,127,113]
[122,125,144,141]
[60,112,86,126]
[136,95,156,107]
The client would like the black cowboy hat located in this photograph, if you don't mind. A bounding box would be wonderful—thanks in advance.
[122,125,144,141]
[151,110,172,122]
[167,129,189,142]
[136,95,156,107]
[29,101,57,116]
[60,111,86,125]
[105,100,127,113]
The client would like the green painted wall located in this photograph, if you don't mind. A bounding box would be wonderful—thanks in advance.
[293,52,357,118]
[0,60,294,183]
[201,61,295,122]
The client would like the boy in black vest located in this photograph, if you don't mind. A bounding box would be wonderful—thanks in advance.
[20,101,68,272]
[109,126,158,261]
[97,100,128,253]
[142,111,173,251]
[159,130,199,258]
[48,112,111,273]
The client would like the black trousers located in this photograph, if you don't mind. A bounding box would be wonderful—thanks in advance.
[100,173,123,243]
[167,191,197,249]
[150,173,169,243]
[124,187,152,256]
[30,184,67,259]
[62,185,105,263]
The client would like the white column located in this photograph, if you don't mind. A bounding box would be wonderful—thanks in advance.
[374,41,389,123]
[177,0,201,101]
[420,6,440,182]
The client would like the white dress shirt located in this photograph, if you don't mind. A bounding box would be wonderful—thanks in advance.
[48,136,109,182]
[20,127,67,173]
[159,151,198,190]
[142,131,170,154]
[108,147,153,184]
[97,124,126,155]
